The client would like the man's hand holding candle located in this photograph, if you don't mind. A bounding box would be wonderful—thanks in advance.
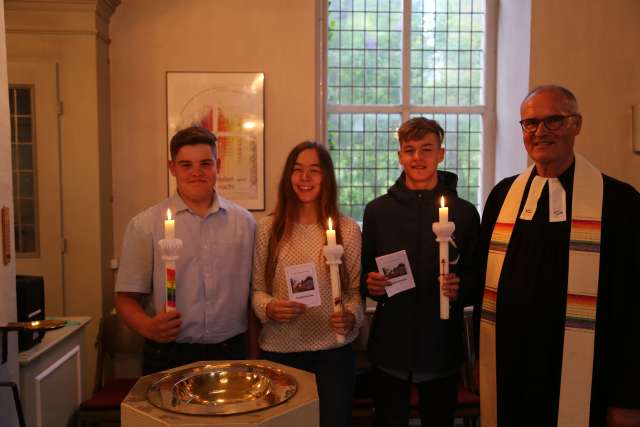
[368,270,459,299]
[144,309,182,343]
[441,273,460,300]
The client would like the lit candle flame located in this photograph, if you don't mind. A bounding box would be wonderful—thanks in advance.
[167,208,172,221]
[440,196,445,208]
[328,217,333,231]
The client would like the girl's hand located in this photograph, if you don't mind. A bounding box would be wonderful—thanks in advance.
[266,299,306,323]
[330,308,355,335]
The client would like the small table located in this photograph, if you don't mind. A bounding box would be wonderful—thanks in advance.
[19,316,91,427]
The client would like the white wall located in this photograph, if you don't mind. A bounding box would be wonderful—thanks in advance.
[110,0,318,254]
[529,0,640,190]
[490,0,639,195]
[493,0,530,186]
[0,1,20,425]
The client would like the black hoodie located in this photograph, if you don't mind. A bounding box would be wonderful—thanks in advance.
[361,170,480,375]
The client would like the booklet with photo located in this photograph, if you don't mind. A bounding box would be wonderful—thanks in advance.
[375,250,416,297]
[284,262,322,308]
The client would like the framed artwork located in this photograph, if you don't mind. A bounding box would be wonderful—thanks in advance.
[166,71,265,211]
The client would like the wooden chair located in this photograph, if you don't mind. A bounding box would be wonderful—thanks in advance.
[75,312,144,427]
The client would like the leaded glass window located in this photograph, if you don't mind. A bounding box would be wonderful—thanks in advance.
[10,86,39,256]
[326,0,489,220]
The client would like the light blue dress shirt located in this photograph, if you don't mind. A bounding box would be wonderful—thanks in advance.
[115,193,256,344]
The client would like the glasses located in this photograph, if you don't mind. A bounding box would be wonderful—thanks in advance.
[519,114,579,133]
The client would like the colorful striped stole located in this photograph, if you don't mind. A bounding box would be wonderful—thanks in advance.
[479,153,603,427]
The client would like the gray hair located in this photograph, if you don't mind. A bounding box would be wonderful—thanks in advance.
[522,85,579,113]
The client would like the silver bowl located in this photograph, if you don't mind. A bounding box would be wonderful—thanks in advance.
[147,362,298,415]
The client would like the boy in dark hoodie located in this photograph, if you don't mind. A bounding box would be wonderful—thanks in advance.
[361,117,480,427]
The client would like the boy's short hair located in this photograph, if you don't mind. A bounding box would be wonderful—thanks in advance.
[397,117,445,146]
[169,126,218,160]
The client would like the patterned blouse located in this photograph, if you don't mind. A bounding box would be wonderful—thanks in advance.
[252,215,363,352]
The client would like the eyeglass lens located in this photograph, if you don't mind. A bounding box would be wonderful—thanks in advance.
[521,115,569,132]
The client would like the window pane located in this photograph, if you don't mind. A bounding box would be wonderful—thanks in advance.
[10,85,39,255]
[328,113,402,216]
[16,88,31,115]
[327,0,403,105]
[17,144,33,170]
[19,198,36,225]
[16,225,34,253]
[410,112,482,207]
[17,117,32,142]
[411,1,485,106]
[327,1,486,220]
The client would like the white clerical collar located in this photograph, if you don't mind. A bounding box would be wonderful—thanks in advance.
[519,175,567,222]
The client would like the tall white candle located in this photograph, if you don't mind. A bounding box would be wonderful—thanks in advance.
[438,245,450,319]
[165,208,175,239]
[438,196,449,319]
[163,208,177,312]
[325,217,344,344]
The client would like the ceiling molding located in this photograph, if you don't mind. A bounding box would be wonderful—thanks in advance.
[5,0,121,41]
[5,0,121,21]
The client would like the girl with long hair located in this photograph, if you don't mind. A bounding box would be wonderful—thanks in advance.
[252,141,363,427]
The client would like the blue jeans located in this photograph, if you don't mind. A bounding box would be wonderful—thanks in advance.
[262,344,355,427]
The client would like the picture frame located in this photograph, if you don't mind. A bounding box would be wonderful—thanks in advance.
[166,71,265,211]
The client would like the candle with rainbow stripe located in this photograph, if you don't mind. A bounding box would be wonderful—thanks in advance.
[164,209,177,311]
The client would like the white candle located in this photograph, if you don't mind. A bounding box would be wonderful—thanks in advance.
[438,245,450,319]
[326,217,337,247]
[439,196,448,223]
[165,208,175,239]
[325,217,344,343]
[438,196,450,319]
